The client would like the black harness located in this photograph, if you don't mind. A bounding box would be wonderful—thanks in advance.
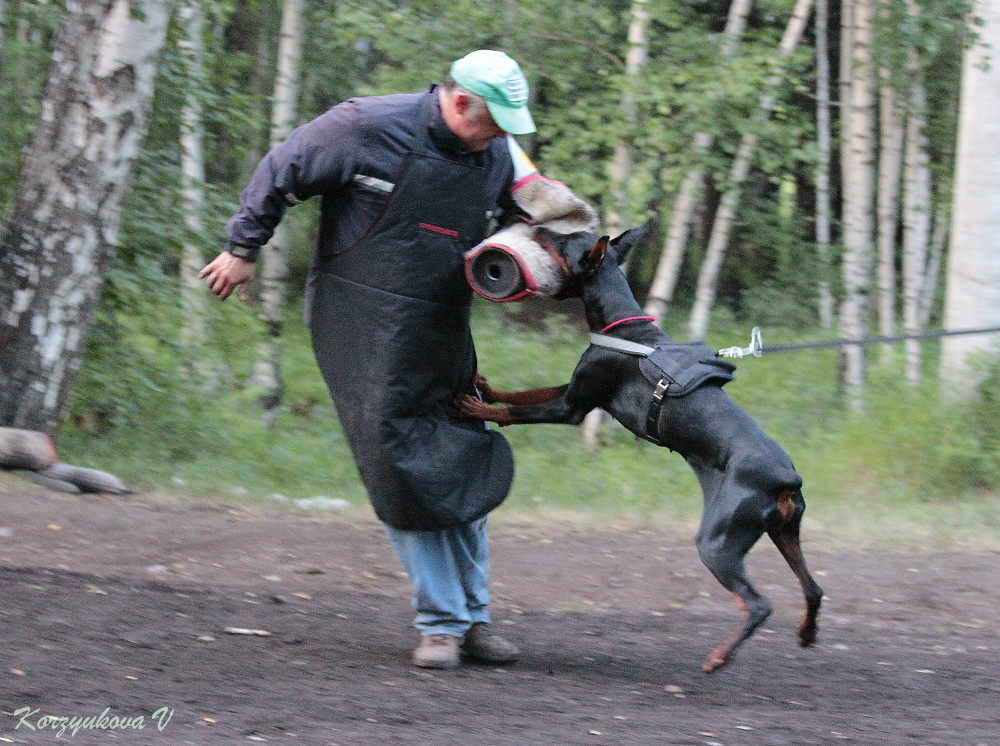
[588,333,737,445]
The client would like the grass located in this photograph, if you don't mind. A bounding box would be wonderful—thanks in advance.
[57,298,1000,551]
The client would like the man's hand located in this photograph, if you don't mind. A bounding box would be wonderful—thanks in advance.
[199,251,255,301]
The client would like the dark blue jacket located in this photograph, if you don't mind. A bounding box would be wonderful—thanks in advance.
[225,89,517,263]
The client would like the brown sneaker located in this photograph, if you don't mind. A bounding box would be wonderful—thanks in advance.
[412,634,460,669]
[461,622,520,664]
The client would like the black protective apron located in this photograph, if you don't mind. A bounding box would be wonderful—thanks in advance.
[309,100,514,530]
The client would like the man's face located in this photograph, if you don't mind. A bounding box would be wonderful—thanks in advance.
[443,90,506,151]
[462,115,506,152]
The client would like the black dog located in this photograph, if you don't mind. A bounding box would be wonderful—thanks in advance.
[457,226,822,672]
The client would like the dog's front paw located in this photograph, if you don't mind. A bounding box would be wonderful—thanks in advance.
[454,394,512,426]
[454,394,485,419]
[474,374,498,403]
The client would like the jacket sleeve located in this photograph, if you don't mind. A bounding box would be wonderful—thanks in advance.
[224,102,367,260]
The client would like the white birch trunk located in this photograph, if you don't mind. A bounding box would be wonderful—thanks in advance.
[582,0,648,448]
[686,0,813,341]
[604,0,648,238]
[876,83,904,360]
[253,0,303,411]
[0,0,171,435]
[901,57,931,385]
[814,0,835,328]
[644,0,752,322]
[0,0,7,60]
[178,0,209,360]
[919,198,948,327]
[837,0,877,408]
[940,0,1000,395]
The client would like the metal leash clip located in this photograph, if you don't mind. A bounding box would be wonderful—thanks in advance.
[717,327,763,359]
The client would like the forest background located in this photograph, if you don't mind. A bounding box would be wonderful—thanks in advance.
[0,0,998,544]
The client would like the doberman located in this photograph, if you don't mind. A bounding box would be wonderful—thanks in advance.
[457,226,823,672]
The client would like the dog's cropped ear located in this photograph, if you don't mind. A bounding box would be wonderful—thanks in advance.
[583,236,609,276]
[609,224,650,265]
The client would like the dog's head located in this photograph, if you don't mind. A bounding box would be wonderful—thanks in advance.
[532,225,650,298]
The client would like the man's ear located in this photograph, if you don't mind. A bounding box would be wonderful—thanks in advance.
[609,224,650,265]
[450,90,474,117]
[583,236,609,275]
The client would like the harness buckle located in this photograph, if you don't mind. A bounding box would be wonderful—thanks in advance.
[652,378,670,402]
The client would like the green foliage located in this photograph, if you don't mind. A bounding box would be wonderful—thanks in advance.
[939,352,1000,489]
[0,0,63,213]
[67,255,198,439]
[9,0,994,546]
[58,302,1000,547]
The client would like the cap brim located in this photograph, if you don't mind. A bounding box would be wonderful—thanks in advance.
[486,100,536,135]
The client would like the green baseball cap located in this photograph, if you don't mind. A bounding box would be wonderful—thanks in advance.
[450,50,536,135]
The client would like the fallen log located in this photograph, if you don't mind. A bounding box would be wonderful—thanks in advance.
[38,463,132,494]
[0,427,58,471]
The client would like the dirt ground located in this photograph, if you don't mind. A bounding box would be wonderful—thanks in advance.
[1,474,998,746]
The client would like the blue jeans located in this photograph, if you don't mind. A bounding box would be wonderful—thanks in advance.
[384,517,492,638]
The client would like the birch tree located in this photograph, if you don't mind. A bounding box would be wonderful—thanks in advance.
[253,0,303,412]
[875,82,904,359]
[813,0,835,329]
[0,0,7,61]
[940,0,1000,395]
[178,0,209,361]
[901,38,931,384]
[838,0,877,407]
[686,0,813,341]
[604,0,647,239]
[644,0,752,323]
[920,191,948,327]
[582,0,648,448]
[0,0,172,435]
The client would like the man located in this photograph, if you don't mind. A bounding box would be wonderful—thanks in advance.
[200,50,537,670]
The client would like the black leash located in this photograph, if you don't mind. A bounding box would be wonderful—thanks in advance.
[717,325,1000,358]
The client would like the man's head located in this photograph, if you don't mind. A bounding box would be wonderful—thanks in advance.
[440,50,535,151]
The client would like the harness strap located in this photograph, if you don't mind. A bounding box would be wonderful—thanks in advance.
[588,332,667,445]
[645,379,670,446]
[588,332,654,356]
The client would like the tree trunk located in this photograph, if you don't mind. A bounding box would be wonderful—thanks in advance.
[940,0,1000,395]
[582,0,648,449]
[604,0,648,238]
[252,0,303,413]
[0,0,172,436]
[178,0,209,363]
[919,197,948,327]
[876,83,904,361]
[0,0,7,61]
[814,0,835,329]
[837,0,877,408]
[686,0,813,341]
[901,57,931,385]
[644,0,752,323]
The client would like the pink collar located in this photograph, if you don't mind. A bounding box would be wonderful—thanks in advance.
[600,316,656,334]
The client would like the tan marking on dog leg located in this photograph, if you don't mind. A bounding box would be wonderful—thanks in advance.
[702,593,749,673]
[776,489,796,521]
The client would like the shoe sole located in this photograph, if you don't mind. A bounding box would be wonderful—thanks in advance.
[412,657,460,669]
[460,649,519,665]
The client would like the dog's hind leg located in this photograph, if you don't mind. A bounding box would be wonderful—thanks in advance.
[766,491,823,648]
[695,521,773,673]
